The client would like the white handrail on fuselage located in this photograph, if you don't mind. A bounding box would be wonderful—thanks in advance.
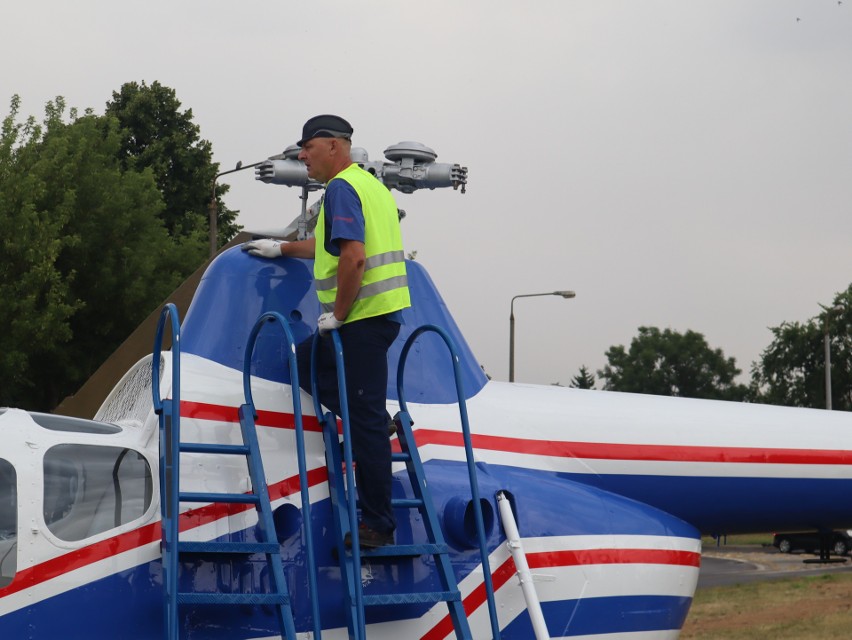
[497,491,551,640]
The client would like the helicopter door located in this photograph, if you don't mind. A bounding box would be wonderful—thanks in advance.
[0,459,16,587]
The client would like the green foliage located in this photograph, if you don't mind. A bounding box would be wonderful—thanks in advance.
[570,365,596,389]
[0,97,81,406]
[750,287,852,410]
[599,326,748,400]
[105,80,241,246]
[0,94,209,410]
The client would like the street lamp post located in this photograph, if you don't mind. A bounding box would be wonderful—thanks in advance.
[824,304,845,410]
[825,328,832,411]
[509,290,576,383]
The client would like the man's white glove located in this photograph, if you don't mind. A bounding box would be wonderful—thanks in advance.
[242,239,284,258]
[317,312,344,335]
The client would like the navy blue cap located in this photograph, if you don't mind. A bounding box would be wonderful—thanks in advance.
[297,114,353,147]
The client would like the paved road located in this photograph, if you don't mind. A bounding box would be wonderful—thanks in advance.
[698,544,852,589]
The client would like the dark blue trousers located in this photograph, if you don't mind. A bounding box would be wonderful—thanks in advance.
[296,315,400,534]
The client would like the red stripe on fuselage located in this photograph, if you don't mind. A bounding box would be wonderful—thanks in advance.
[181,400,325,432]
[0,464,328,598]
[529,548,701,569]
[1,397,839,604]
[185,401,852,466]
[0,521,161,598]
[410,429,852,466]
[420,547,700,640]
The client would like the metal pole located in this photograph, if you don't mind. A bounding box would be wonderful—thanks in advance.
[497,492,550,639]
[826,329,833,410]
[208,192,218,259]
[824,305,845,410]
[509,302,516,382]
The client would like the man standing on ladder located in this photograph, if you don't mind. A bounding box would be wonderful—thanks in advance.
[243,114,410,548]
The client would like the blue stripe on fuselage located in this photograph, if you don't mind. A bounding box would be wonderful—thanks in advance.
[502,595,693,638]
[562,472,852,534]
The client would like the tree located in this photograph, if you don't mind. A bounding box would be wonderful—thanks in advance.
[105,81,241,246]
[570,365,596,389]
[598,326,748,400]
[0,96,81,407]
[0,95,208,410]
[750,287,852,410]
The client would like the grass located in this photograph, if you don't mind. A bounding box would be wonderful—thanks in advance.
[681,573,852,639]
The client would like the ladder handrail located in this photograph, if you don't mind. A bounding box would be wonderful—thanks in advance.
[309,329,366,638]
[152,302,181,416]
[151,302,181,640]
[396,324,501,640]
[242,311,322,639]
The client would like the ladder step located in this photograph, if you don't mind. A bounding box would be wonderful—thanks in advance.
[179,492,260,505]
[177,592,290,606]
[391,452,411,462]
[179,541,279,554]
[355,497,425,509]
[362,590,461,606]
[360,543,449,558]
[179,442,250,455]
[391,498,424,508]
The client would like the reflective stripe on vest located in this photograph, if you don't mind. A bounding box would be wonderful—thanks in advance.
[314,164,411,323]
[314,249,406,292]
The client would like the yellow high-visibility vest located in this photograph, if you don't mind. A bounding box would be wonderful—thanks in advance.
[314,164,410,323]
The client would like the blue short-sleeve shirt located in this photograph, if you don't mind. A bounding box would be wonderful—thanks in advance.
[323,179,364,256]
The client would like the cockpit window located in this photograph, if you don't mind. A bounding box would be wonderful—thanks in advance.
[0,459,16,587]
[29,412,121,435]
[43,445,152,542]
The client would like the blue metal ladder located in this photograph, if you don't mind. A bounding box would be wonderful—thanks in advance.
[152,303,300,640]
[312,325,501,639]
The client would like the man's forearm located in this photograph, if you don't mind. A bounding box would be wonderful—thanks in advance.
[334,256,365,320]
[282,238,316,259]
[334,240,366,321]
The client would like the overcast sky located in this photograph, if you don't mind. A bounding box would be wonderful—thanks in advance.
[3,1,851,386]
